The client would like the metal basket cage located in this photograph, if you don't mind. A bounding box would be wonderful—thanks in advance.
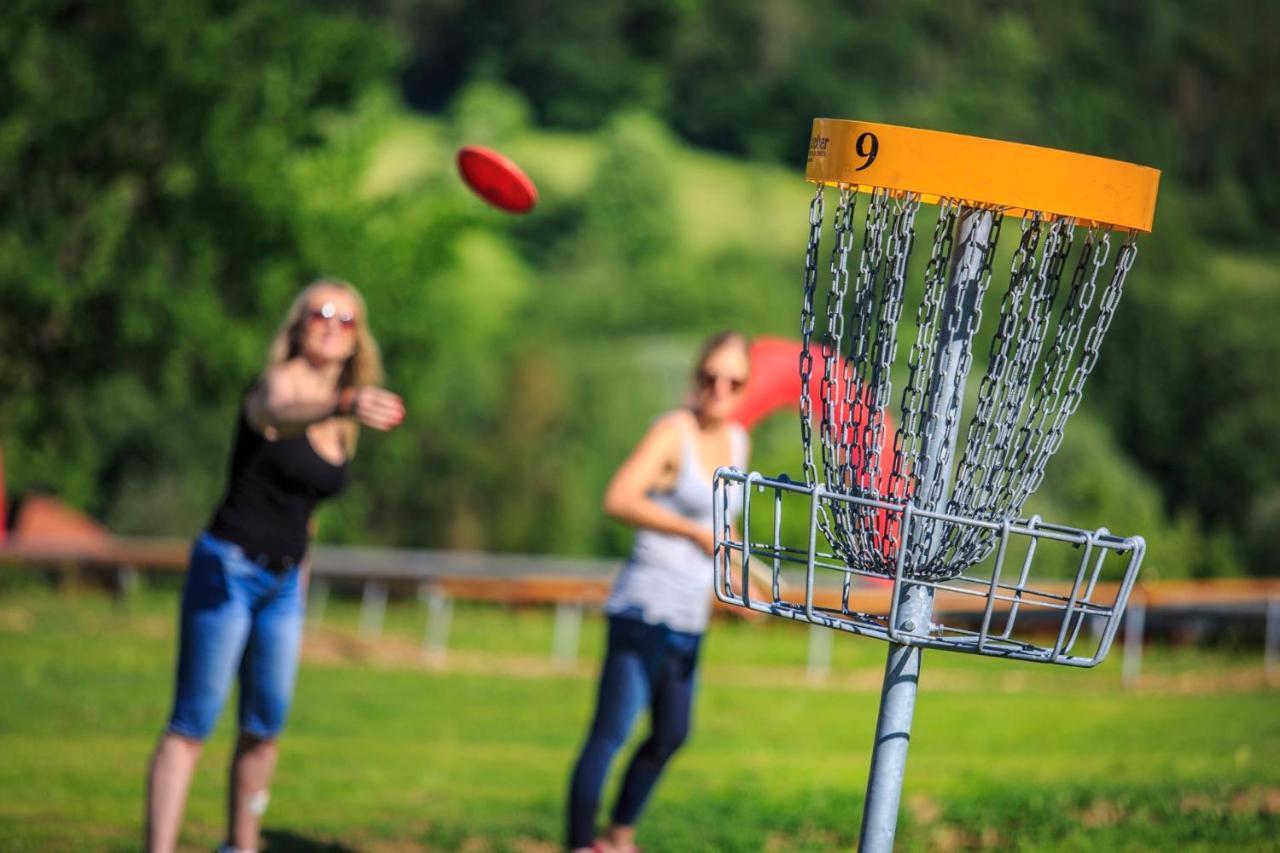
[713,467,1144,667]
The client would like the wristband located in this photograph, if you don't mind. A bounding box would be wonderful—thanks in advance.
[335,387,358,417]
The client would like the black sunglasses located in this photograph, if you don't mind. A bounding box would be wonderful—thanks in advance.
[696,370,747,392]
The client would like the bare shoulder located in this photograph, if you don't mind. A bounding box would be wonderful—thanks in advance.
[623,410,687,464]
[259,359,326,409]
[647,409,693,443]
[245,360,308,434]
[260,359,308,392]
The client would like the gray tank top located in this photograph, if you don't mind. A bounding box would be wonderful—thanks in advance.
[604,414,748,634]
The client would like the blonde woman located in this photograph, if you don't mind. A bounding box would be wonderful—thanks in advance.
[145,281,404,853]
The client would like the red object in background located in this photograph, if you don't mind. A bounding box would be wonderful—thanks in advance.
[0,447,110,546]
[730,336,823,430]
[731,336,900,568]
[457,145,539,213]
[10,495,110,544]
[731,335,897,493]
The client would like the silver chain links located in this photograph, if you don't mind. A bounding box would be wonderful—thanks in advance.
[825,189,889,566]
[913,207,1003,577]
[939,214,1067,573]
[1015,231,1135,502]
[949,213,1043,521]
[797,187,1140,580]
[798,184,836,547]
[859,194,920,536]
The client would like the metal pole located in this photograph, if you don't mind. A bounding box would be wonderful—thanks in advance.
[859,207,992,852]
[1263,598,1279,681]
[114,565,139,609]
[359,580,389,638]
[807,623,833,681]
[423,585,453,660]
[551,601,583,667]
[307,577,331,627]
[859,584,934,851]
[1121,601,1145,689]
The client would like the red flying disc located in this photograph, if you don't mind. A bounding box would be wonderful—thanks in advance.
[457,145,538,213]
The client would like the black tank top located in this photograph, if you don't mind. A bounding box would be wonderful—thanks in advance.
[207,407,348,570]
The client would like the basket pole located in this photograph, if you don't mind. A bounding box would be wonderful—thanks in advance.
[858,207,992,851]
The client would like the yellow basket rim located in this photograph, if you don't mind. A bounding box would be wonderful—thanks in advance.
[805,119,1160,232]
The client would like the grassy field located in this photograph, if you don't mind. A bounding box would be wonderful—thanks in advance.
[1,581,1277,851]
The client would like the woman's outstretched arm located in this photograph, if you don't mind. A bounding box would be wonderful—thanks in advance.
[245,361,403,435]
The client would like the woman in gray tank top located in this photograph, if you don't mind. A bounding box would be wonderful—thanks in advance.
[567,331,751,853]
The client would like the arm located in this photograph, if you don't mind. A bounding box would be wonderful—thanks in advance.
[603,414,714,554]
[244,364,341,435]
[245,362,404,435]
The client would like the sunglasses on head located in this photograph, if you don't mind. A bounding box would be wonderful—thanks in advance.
[307,301,357,330]
[696,370,747,392]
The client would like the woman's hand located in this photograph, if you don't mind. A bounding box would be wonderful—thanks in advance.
[339,386,405,432]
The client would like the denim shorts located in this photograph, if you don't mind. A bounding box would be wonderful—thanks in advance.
[166,532,305,740]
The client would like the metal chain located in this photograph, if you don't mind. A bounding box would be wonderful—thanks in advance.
[915,206,1003,578]
[941,216,1072,570]
[799,184,825,494]
[798,183,842,554]
[884,201,957,569]
[948,216,1071,523]
[949,213,1043,520]
[890,202,957,505]
[827,189,891,567]
[942,215,1042,567]
[992,218,1078,505]
[820,188,863,504]
[856,192,920,569]
[1014,231,1135,503]
[929,207,1003,507]
[1004,227,1107,502]
[796,183,1140,581]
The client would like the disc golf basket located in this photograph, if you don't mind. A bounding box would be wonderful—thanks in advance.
[712,119,1160,851]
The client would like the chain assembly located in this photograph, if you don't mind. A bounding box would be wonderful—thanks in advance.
[798,192,1140,580]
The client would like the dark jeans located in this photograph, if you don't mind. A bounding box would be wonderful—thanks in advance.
[567,613,702,849]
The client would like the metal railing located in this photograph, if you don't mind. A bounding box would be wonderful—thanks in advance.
[2,536,1279,680]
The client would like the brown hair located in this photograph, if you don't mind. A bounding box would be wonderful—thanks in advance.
[693,329,751,377]
[265,279,384,455]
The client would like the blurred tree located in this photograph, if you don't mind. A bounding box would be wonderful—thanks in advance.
[0,0,400,527]
[1097,253,1280,574]
[376,0,1280,243]
[2,0,1274,577]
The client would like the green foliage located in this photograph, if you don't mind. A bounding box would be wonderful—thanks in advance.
[391,0,1280,244]
[2,0,1276,576]
[0,0,401,525]
[1096,251,1280,575]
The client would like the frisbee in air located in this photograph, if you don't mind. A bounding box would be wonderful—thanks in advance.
[457,145,538,213]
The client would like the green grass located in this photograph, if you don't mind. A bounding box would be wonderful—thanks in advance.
[1,585,1277,851]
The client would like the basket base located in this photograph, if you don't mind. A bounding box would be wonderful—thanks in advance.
[713,468,1145,667]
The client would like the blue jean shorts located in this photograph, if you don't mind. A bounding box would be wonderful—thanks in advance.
[166,532,305,740]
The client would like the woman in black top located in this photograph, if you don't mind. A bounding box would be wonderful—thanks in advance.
[145,280,404,853]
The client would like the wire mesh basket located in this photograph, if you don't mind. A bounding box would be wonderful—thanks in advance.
[713,467,1144,667]
[734,118,1161,851]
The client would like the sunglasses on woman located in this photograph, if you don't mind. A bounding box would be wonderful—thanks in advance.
[307,301,357,330]
[696,370,747,393]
